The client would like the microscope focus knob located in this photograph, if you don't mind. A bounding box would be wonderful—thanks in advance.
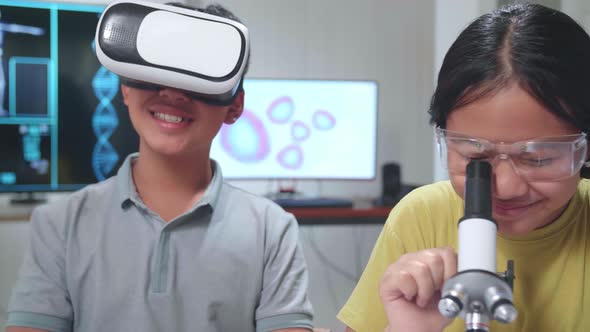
[492,302,518,323]
[438,295,463,318]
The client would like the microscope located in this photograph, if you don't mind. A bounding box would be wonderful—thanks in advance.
[438,160,518,331]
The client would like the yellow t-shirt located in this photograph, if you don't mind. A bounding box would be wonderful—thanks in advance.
[338,179,590,332]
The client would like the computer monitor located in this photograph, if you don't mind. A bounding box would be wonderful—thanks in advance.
[0,0,378,198]
[212,79,378,180]
[0,0,138,195]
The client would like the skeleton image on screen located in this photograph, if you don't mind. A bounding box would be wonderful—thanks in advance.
[0,1,139,193]
[0,9,45,116]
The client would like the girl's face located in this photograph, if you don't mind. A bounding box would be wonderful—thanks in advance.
[446,84,583,236]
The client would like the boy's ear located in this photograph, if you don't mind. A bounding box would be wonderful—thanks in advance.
[224,90,244,124]
[121,85,130,106]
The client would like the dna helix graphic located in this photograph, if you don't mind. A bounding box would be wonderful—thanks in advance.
[91,63,120,181]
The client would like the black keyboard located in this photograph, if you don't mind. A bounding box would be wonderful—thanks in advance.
[273,197,354,208]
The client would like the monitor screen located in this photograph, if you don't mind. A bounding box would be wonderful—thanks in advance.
[212,79,378,179]
[0,1,378,193]
[0,0,138,192]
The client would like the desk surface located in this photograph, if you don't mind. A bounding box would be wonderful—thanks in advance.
[0,204,393,225]
[285,206,392,225]
[0,205,35,222]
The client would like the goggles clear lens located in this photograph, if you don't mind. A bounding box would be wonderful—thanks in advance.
[435,127,587,181]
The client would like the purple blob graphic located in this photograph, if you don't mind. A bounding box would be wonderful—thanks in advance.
[277,144,304,170]
[267,96,295,124]
[291,120,311,142]
[312,110,336,130]
[219,110,270,162]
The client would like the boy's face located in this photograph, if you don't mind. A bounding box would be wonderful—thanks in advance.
[445,83,582,236]
[121,84,243,158]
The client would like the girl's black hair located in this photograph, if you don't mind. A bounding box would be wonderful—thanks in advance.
[429,3,590,134]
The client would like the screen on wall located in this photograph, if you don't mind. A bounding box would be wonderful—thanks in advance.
[0,0,137,192]
[0,1,378,193]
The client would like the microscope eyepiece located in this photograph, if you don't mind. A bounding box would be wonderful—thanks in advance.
[464,160,492,220]
[466,158,492,179]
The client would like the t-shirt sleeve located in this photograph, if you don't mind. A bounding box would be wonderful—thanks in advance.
[336,214,407,332]
[337,185,449,332]
[6,205,73,332]
[255,207,313,332]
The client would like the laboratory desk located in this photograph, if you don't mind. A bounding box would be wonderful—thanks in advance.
[285,206,392,225]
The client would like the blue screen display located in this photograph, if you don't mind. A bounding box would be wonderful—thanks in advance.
[0,1,138,192]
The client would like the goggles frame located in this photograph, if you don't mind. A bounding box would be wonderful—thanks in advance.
[435,127,588,182]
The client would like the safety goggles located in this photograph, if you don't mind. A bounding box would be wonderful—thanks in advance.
[119,77,237,106]
[435,127,588,182]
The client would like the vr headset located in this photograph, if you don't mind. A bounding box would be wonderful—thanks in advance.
[95,0,249,105]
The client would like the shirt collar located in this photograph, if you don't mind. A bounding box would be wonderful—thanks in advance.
[198,159,223,210]
[116,153,140,209]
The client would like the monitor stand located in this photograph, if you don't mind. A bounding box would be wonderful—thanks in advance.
[265,188,305,200]
[10,192,47,205]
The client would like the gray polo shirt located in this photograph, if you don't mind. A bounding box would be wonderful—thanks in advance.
[6,154,313,332]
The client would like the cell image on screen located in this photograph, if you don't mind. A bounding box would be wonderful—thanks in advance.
[211,79,378,180]
[0,1,139,192]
